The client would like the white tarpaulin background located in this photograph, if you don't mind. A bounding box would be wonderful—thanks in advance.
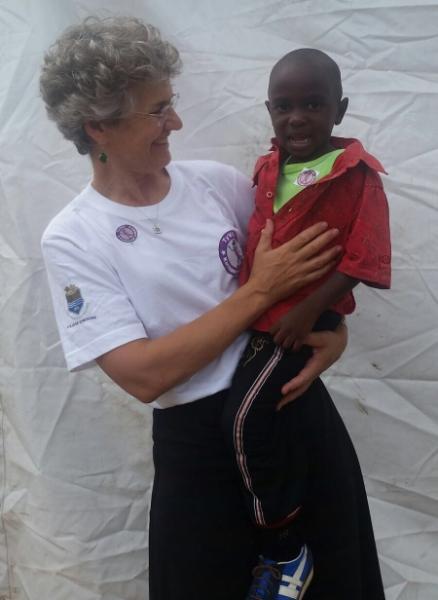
[1,0,437,598]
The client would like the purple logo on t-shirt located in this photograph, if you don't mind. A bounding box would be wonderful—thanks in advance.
[219,230,244,277]
[296,168,318,187]
[116,224,138,243]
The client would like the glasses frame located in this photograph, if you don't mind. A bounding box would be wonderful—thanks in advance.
[131,93,180,122]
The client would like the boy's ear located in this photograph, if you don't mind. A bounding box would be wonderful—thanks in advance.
[265,100,271,114]
[335,97,349,125]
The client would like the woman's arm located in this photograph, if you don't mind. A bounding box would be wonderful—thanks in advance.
[276,320,348,410]
[97,221,340,404]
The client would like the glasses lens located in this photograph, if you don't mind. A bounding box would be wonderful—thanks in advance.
[131,93,179,120]
[166,93,179,113]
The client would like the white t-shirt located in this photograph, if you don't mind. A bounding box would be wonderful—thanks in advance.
[41,160,255,408]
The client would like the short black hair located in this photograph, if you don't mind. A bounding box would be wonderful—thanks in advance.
[269,48,343,100]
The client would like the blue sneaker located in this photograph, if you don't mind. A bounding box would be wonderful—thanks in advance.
[276,545,314,599]
[246,557,281,600]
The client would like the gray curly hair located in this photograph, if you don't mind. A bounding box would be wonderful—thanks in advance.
[40,16,182,155]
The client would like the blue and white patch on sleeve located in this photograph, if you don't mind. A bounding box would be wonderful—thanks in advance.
[64,284,86,317]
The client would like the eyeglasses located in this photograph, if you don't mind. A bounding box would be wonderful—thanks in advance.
[131,93,179,122]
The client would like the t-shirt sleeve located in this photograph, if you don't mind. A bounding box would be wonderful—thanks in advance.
[337,169,391,288]
[41,230,147,371]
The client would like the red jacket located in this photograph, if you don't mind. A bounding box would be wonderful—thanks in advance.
[240,137,391,331]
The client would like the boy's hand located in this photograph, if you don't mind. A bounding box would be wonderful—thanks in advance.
[276,321,348,410]
[270,303,319,350]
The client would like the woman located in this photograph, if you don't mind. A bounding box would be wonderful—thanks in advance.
[40,17,383,600]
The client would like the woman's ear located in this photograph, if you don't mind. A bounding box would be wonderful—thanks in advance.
[83,120,106,145]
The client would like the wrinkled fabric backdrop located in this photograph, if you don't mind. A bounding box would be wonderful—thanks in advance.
[1,0,437,598]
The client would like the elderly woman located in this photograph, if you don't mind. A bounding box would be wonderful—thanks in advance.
[40,17,384,600]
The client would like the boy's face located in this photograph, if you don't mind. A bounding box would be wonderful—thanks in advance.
[266,61,348,162]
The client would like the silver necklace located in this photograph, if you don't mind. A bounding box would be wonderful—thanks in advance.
[151,223,162,234]
[150,209,162,235]
[144,173,171,234]
[138,201,162,234]
[148,200,162,234]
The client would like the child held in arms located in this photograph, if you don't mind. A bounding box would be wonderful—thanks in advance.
[223,48,391,600]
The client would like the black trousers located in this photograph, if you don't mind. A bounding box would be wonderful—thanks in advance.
[149,385,385,600]
[221,312,342,527]
[222,333,310,528]
[149,390,257,600]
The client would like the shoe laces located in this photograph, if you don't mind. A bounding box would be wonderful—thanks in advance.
[247,563,281,600]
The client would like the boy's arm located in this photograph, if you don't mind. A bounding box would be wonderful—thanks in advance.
[270,272,359,350]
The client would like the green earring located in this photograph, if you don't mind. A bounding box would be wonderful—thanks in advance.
[98,151,108,163]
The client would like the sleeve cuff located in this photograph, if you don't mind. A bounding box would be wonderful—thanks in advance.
[65,324,147,371]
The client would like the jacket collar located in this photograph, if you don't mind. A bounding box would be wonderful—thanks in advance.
[268,136,386,175]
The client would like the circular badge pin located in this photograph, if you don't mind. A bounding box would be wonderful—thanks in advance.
[296,168,318,187]
[116,224,138,243]
[219,230,244,277]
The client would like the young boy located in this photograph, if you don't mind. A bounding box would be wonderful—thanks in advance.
[222,48,390,600]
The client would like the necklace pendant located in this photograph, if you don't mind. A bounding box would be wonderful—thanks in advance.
[152,224,162,234]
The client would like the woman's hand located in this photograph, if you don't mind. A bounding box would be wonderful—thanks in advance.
[276,320,348,410]
[249,220,341,304]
